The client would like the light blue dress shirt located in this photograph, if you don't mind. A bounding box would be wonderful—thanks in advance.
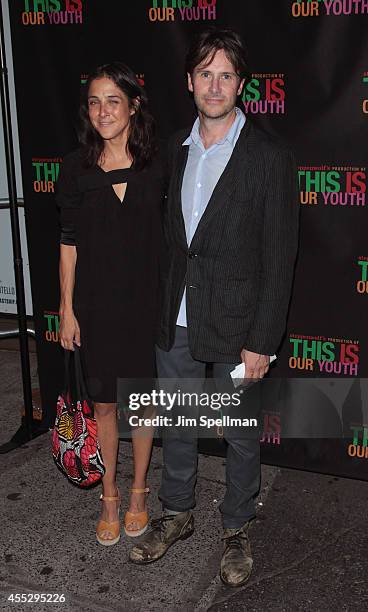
[176,107,246,327]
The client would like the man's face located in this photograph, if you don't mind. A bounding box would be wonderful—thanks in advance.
[187,49,244,120]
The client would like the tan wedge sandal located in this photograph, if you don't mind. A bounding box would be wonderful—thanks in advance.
[124,487,150,538]
[96,490,121,546]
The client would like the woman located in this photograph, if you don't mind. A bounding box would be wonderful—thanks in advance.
[57,62,163,545]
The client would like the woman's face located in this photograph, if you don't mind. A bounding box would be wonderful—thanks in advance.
[87,76,135,143]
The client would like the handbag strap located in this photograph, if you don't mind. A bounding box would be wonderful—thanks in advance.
[63,349,72,395]
[62,347,90,405]
[73,346,90,402]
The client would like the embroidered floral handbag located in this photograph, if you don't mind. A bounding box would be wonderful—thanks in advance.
[52,347,105,487]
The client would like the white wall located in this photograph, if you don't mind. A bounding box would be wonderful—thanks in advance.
[0,0,23,198]
[0,0,32,315]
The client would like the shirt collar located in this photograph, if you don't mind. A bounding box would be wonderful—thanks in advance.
[182,107,246,149]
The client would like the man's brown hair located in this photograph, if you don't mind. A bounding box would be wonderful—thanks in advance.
[185,27,249,81]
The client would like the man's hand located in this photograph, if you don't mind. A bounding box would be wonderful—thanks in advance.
[240,349,270,380]
[59,311,81,351]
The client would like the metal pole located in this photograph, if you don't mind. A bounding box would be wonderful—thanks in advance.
[0,0,33,441]
[0,328,35,339]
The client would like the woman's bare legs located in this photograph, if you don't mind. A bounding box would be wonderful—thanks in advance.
[126,423,154,531]
[95,402,154,533]
[94,402,119,539]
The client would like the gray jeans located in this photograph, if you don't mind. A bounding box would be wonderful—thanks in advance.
[156,326,261,529]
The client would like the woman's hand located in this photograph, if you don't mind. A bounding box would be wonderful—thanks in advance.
[59,310,81,351]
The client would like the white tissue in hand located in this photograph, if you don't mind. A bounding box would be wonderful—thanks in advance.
[230,355,276,387]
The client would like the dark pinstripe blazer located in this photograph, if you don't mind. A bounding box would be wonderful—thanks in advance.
[157,119,299,363]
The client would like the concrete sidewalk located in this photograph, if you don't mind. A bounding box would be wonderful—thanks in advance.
[1,349,367,612]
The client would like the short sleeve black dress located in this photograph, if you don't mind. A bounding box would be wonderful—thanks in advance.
[56,149,164,403]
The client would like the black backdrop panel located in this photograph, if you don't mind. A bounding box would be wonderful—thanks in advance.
[8,1,368,477]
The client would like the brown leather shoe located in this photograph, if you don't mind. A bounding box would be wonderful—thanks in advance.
[129,511,194,565]
[220,521,253,587]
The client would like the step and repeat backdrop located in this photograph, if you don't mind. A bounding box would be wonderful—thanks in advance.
[8,1,368,478]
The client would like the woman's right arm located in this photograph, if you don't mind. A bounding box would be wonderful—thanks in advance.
[59,244,80,351]
[56,152,82,351]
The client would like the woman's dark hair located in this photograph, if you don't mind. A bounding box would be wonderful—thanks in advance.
[79,62,155,170]
[185,28,249,82]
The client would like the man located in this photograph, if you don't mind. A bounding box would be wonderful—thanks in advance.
[129,28,299,586]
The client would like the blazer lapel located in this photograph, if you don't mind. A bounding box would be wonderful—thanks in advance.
[172,143,190,248]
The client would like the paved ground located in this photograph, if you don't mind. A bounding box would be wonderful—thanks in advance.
[0,348,367,612]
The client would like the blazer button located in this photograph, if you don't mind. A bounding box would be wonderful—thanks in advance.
[188,251,198,259]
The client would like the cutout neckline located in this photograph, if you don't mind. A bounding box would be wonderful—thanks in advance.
[96,165,133,204]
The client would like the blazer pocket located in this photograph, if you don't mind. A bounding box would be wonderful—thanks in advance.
[212,279,254,316]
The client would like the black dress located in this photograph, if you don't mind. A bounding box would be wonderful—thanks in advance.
[56,149,164,402]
